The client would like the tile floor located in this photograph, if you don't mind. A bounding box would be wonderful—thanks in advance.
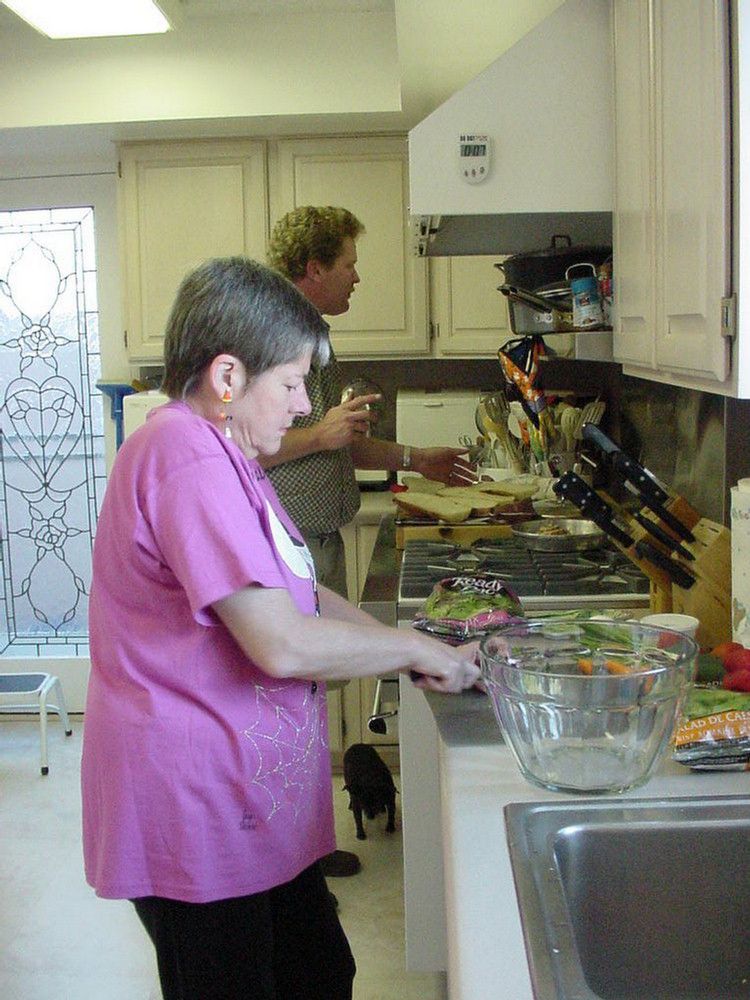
[0,717,447,1000]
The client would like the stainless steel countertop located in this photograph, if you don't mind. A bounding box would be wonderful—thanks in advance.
[358,513,399,627]
[424,688,502,747]
[358,513,500,746]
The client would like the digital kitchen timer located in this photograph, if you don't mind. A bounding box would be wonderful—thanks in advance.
[458,133,490,184]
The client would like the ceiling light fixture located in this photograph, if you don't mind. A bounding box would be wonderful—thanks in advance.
[2,0,180,38]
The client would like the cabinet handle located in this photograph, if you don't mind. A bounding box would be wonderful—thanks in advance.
[721,295,736,340]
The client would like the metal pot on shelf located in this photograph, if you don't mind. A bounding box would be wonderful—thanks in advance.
[498,281,575,334]
[495,234,612,290]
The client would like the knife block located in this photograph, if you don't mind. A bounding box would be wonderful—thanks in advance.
[612,495,731,650]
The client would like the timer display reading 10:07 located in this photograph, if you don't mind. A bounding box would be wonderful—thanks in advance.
[457,133,490,184]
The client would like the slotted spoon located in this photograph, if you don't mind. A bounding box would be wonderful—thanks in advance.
[574,399,606,440]
[560,406,581,452]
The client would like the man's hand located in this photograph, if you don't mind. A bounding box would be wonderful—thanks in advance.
[412,447,476,485]
[314,393,381,450]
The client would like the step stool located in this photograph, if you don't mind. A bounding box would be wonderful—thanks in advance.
[0,673,73,774]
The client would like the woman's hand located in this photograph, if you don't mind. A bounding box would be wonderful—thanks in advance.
[401,633,482,694]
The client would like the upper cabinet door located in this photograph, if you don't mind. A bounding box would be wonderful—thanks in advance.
[119,140,267,361]
[612,0,656,367]
[430,255,511,357]
[612,0,732,390]
[276,137,429,357]
[654,0,731,381]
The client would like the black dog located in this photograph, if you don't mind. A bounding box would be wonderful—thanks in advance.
[342,743,397,840]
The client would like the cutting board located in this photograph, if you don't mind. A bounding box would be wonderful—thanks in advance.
[394,519,513,549]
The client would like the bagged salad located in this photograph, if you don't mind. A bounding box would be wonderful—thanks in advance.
[411,573,525,641]
[673,686,750,770]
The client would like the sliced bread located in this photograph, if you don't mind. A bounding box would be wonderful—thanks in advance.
[393,492,474,523]
[469,478,541,500]
[400,475,444,494]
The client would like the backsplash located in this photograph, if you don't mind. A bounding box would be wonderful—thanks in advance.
[140,357,750,526]
[340,358,750,526]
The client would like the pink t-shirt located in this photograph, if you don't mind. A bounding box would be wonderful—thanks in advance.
[81,401,336,902]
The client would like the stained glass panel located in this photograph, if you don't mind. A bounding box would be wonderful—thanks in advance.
[0,207,105,656]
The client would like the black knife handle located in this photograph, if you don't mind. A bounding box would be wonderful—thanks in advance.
[581,424,673,508]
[634,541,696,589]
[637,492,696,544]
[633,511,695,560]
[553,472,634,547]
[612,453,670,506]
[581,423,620,456]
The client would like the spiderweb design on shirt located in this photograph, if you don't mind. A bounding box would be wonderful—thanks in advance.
[240,683,328,822]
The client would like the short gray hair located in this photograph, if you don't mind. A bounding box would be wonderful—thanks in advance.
[161,257,330,398]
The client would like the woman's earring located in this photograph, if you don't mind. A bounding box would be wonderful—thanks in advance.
[220,388,233,439]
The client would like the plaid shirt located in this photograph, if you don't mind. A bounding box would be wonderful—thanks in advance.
[267,349,361,536]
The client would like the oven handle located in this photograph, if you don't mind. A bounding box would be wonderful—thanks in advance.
[367,675,400,734]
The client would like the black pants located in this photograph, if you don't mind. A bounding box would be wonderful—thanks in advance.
[132,863,356,1000]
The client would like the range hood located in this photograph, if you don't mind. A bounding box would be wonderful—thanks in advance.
[408,0,613,256]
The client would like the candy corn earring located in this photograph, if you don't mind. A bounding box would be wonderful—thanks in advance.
[220,388,233,439]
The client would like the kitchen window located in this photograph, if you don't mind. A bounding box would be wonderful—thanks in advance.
[0,205,106,656]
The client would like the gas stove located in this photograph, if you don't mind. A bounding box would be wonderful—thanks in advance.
[397,537,651,616]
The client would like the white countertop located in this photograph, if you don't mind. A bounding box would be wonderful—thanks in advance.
[356,489,396,524]
[435,710,748,1000]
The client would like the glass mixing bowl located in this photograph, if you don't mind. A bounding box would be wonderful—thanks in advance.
[480,619,698,794]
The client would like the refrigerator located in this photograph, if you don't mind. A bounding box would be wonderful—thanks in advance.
[122,390,169,440]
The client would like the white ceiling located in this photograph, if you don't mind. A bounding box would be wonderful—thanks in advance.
[0,0,567,172]
[181,1,394,10]
[0,0,396,40]
[0,0,395,28]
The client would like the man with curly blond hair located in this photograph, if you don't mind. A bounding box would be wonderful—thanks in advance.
[264,206,471,879]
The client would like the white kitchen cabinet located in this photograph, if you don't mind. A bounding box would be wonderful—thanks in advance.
[275,136,429,358]
[429,254,510,357]
[612,0,733,391]
[118,140,268,361]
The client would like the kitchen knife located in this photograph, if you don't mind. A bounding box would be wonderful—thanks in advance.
[581,424,696,543]
[552,472,634,547]
[632,511,695,561]
[634,541,696,589]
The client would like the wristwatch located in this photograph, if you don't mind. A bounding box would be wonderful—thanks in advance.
[402,445,411,471]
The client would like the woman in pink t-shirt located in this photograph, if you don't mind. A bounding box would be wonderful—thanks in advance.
[82,257,480,1000]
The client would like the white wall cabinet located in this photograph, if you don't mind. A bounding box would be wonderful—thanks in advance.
[612,0,734,392]
[119,140,268,361]
[275,136,429,358]
[429,254,511,356]
[120,134,429,362]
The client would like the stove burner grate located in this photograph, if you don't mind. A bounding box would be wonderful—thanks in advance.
[398,537,650,604]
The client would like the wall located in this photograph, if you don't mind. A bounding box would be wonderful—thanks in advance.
[0,11,400,129]
[343,356,750,529]
[617,377,750,528]
[538,359,750,527]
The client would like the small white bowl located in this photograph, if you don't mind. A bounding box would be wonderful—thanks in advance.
[640,613,700,640]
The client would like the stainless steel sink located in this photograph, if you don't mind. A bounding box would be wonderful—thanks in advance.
[505,796,750,999]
